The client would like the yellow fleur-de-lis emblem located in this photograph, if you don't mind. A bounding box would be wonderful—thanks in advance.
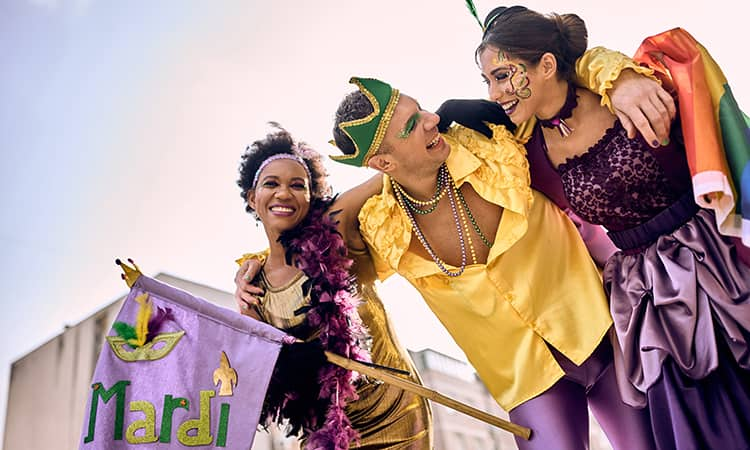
[213,351,238,396]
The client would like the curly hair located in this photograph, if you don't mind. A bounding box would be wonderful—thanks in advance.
[237,124,330,217]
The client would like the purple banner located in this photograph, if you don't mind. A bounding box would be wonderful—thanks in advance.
[79,275,294,449]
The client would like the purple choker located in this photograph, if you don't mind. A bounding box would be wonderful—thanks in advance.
[538,83,577,138]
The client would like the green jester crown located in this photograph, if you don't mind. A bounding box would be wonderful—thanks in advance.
[330,77,400,167]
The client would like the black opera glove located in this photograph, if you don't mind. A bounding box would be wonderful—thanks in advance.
[436,99,516,138]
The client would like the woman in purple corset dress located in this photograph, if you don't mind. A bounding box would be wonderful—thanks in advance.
[466,5,750,450]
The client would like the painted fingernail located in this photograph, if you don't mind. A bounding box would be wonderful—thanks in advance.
[661,138,670,146]
[651,140,659,147]
[243,275,252,282]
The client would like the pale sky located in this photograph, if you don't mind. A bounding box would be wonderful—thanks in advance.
[1,0,747,442]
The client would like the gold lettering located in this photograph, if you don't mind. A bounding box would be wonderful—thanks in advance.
[125,400,158,444]
[177,390,214,446]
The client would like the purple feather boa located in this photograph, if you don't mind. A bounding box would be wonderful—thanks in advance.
[260,197,370,449]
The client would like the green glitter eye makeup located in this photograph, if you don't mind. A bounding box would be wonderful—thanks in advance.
[398,112,420,139]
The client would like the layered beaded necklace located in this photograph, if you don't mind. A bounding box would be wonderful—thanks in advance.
[391,163,493,277]
[391,166,447,215]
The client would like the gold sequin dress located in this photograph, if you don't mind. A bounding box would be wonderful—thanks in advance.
[345,247,432,449]
[255,249,433,449]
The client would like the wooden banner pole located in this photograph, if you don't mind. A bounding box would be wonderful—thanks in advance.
[324,351,532,440]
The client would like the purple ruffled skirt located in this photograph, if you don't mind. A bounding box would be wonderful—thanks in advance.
[604,194,750,450]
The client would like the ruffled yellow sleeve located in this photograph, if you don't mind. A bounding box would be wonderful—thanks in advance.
[357,178,412,281]
[575,46,658,112]
[235,249,269,266]
[445,124,534,218]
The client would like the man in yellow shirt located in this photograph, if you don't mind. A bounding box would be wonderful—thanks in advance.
[328,77,655,450]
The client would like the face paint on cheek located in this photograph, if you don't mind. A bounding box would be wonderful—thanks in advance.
[506,63,532,99]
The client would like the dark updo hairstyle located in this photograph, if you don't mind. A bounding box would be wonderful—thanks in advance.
[332,90,391,156]
[476,5,588,82]
[237,124,330,218]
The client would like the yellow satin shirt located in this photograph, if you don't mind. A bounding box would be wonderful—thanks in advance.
[358,125,613,410]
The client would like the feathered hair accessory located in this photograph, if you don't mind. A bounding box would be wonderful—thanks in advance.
[464,2,528,36]
[464,0,485,30]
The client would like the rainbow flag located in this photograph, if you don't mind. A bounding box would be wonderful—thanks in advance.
[634,28,750,245]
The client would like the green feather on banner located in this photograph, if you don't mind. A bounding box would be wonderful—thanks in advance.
[465,0,484,30]
[112,321,138,346]
[111,293,152,348]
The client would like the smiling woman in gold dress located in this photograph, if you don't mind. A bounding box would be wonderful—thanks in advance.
[234,125,432,449]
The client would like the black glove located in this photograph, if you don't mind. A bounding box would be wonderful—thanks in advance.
[436,99,516,138]
[265,340,329,436]
[275,340,327,377]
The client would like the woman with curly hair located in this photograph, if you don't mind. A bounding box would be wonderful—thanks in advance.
[235,125,432,450]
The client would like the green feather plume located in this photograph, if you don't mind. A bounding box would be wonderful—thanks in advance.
[464,0,484,30]
[112,321,138,343]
